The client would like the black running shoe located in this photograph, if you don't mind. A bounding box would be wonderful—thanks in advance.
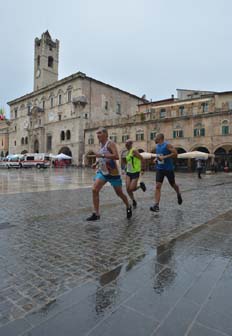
[177,193,183,205]
[127,206,132,219]
[150,204,159,212]
[132,200,137,209]
[86,213,100,221]
[140,181,146,192]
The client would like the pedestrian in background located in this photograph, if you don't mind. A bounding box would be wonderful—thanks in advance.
[196,159,203,179]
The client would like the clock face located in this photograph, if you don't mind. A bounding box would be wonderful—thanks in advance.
[24,120,29,129]
[36,69,41,78]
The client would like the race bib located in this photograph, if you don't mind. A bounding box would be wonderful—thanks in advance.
[98,158,109,175]
[127,162,133,172]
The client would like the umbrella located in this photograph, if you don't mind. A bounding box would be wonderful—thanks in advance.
[49,154,58,159]
[55,153,72,160]
[177,151,215,159]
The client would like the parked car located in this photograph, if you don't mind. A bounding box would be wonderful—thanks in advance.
[0,156,23,169]
[7,158,23,168]
[0,158,7,168]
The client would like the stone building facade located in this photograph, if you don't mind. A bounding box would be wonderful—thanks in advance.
[7,31,232,170]
[7,31,145,164]
[0,120,10,157]
[85,89,232,170]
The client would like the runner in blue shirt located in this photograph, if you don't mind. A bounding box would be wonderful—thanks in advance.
[150,133,183,212]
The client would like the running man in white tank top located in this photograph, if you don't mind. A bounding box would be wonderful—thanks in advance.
[86,127,132,221]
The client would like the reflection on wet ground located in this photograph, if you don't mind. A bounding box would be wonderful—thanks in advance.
[0,169,232,335]
[0,168,94,194]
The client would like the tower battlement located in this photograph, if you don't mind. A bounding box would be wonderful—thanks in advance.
[34,31,59,91]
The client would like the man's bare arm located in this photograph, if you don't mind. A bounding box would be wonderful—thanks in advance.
[158,144,177,160]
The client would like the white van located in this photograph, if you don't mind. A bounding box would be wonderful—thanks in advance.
[0,157,23,169]
[0,155,24,169]
[21,153,51,169]
[6,157,23,169]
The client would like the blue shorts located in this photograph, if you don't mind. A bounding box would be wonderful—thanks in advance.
[94,171,122,187]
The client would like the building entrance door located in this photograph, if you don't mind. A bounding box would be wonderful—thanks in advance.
[34,139,39,153]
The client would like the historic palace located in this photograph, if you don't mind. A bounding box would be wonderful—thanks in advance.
[0,119,9,157]
[7,31,145,165]
[6,31,232,170]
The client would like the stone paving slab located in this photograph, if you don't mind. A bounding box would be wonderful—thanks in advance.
[0,170,232,335]
[13,210,232,336]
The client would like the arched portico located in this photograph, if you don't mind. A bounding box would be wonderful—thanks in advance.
[54,147,72,168]
[214,143,232,153]
[175,147,188,171]
[85,150,96,167]
[188,146,210,172]
[176,147,187,154]
[191,146,210,153]
[214,144,232,171]
[58,147,72,157]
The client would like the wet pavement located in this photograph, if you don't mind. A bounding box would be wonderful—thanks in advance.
[0,168,232,335]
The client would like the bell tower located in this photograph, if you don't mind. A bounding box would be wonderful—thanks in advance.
[34,31,59,91]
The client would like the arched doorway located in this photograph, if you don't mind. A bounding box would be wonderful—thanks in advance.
[175,148,187,171]
[85,151,96,167]
[55,147,72,168]
[214,147,227,171]
[191,147,210,171]
[34,140,39,153]
[58,147,72,157]
[228,149,232,170]
[193,146,209,153]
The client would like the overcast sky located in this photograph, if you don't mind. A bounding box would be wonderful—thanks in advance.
[1,0,232,117]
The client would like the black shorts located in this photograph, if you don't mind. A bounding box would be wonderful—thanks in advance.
[156,170,175,184]
[126,172,140,180]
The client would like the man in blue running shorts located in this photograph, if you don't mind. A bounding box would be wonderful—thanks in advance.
[86,127,132,221]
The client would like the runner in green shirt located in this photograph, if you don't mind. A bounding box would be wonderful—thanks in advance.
[123,139,146,208]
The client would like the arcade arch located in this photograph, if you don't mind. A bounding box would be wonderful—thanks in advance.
[191,146,209,153]
[214,144,232,170]
[175,147,187,171]
[85,150,96,167]
[58,147,72,157]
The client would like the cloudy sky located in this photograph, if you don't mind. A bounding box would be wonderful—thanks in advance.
[1,0,232,117]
